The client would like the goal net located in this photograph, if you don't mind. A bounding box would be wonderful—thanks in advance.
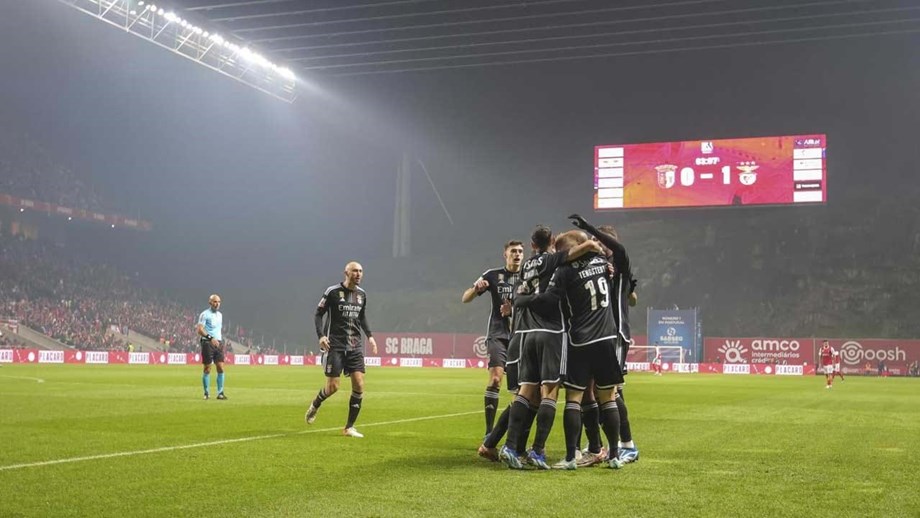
[627,345,685,365]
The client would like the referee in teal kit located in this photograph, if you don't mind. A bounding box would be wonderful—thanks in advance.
[197,294,227,400]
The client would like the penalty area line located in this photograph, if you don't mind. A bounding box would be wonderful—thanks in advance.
[0,410,481,472]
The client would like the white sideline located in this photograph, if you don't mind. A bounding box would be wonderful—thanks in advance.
[0,410,481,472]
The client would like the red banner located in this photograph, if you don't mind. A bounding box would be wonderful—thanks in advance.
[822,339,920,376]
[703,337,814,365]
[374,333,487,359]
[1,337,916,376]
[375,333,455,357]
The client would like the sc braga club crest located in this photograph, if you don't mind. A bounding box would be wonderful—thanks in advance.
[655,164,677,189]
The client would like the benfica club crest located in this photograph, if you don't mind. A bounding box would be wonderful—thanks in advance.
[655,164,677,189]
[357,294,363,305]
[737,161,760,186]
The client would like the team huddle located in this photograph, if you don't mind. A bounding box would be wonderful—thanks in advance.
[466,214,639,470]
[194,215,642,454]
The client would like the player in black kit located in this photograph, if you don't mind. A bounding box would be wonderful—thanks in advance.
[571,215,640,464]
[305,261,378,438]
[462,240,524,440]
[515,230,625,470]
[499,225,601,469]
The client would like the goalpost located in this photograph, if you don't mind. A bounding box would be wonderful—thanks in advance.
[629,345,685,365]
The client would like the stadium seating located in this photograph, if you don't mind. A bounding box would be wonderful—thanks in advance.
[0,127,107,212]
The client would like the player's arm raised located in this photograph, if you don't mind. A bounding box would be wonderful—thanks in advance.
[569,213,629,270]
[462,275,489,303]
[564,238,602,261]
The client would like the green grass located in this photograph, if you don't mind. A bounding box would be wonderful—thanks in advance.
[0,365,918,517]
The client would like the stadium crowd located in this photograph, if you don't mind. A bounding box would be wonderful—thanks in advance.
[0,127,106,212]
[0,234,286,353]
[0,235,201,351]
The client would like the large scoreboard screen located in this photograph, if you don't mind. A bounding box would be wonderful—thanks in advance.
[593,134,826,210]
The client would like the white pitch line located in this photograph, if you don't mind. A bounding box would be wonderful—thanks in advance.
[0,375,45,383]
[0,410,481,472]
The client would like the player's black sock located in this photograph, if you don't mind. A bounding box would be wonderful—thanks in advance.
[503,395,530,452]
[345,391,363,428]
[312,388,330,409]
[484,386,500,435]
[517,403,538,453]
[616,392,632,444]
[563,402,582,462]
[581,401,603,454]
[600,400,621,460]
[532,398,556,454]
[483,404,510,448]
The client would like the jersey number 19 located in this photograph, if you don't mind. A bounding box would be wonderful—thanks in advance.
[584,277,610,311]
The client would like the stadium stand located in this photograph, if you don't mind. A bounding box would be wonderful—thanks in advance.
[0,126,106,213]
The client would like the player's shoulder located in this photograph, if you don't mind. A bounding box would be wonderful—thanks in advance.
[481,267,503,278]
[356,286,367,294]
[542,249,565,266]
[322,284,340,295]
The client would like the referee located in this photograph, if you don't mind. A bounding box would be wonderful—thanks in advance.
[305,261,378,438]
[197,294,227,400]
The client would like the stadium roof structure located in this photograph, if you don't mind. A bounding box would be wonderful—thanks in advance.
[60,0,298,102]
[172,0,920,77]
[62,0,920,100]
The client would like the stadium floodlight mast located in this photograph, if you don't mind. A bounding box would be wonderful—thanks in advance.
[58,0,297,103]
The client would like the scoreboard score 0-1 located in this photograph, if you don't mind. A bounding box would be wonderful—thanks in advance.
[594,134,827,210]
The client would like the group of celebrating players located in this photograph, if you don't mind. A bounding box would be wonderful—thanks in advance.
[465,214,640,470]
[200,213,851,460]
[199,214,643,460]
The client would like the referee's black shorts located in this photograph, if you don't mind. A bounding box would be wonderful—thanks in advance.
[200,338,225,365]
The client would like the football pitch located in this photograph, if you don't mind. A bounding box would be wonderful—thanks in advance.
[1,365,918,517]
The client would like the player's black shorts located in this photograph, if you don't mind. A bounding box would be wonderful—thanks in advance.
[616,335,631,375]
[486,336,509,369]
[322,348,365,377]
[200,339,225,365]
[518,331,564,386]
[563,338,624,391]
[505,334,521,392]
